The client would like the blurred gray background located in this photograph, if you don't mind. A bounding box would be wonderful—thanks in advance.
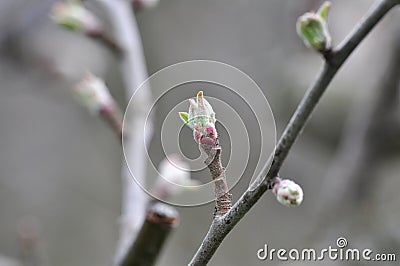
[0,0,399,265]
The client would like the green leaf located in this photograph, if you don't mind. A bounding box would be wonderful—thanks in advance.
[317,1,331,21]
[179,112,189,124]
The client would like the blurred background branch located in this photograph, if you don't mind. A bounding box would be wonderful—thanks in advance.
[93,0,154,264]
[120,202,179,266]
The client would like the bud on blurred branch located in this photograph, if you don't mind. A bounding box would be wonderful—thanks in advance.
[51,0,123,54]
[73,73,123,139]
[296,1,332,53]
[51,0,102,34]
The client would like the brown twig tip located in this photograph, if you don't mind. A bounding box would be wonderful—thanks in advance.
[120,202,179,266]
[147,202,180,228]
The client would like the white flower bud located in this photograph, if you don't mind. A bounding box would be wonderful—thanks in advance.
[272,178,303,207]
[51,0,102,33]
[73,73,115,114]
[152,154,200,200]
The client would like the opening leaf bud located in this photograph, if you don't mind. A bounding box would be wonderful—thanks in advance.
[296,1,332,53]
[51,0,102,33]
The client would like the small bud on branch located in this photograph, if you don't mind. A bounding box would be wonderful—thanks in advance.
[296,1,332,53]
[51,0,124,54]
[73,73,123,139]
[272,177,304,207]
[51,0,103,34]
[73,73,114,114]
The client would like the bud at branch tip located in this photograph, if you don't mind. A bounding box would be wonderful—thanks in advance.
[179,91,217,144]
[73,73,115,114]
[296,1,332,53]
[51,0,102,34]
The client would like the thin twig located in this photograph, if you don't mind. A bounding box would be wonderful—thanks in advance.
[188,0,399,264]
[99,104,123,140]
[201,141,232,217]
[87,30,124,55]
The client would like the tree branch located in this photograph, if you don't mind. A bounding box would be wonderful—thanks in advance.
[188,0,399,264]
[120,202,179,266]
[94,0,153,265]
[201,142,232,217]
[86,30,124,55]
[99,104,123,140]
